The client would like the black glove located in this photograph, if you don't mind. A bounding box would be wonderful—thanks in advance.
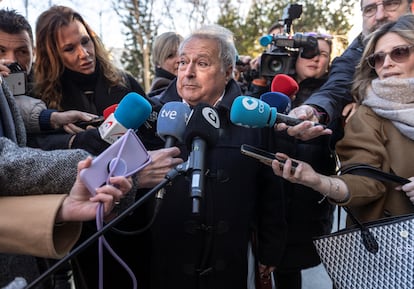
[71,128,110,155]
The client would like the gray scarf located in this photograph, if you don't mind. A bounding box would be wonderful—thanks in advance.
[363,77,414,140]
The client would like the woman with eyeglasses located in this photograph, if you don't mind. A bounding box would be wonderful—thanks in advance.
[271,11,414,249]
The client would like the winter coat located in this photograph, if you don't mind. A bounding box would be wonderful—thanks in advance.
[271,75,338,271]
[26,67,146,155]
[336,105,414,223]
[148,67,176,98]
[0,78,87,288]
[143,79,286,289]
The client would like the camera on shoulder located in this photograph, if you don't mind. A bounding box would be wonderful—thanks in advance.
[258,4,319,78]
[4,62,27,96]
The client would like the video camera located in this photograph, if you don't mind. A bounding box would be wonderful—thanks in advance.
[259,4,319,78]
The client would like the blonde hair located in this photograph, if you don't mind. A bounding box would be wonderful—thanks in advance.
[352,14,414,103]
[34,5,126,109]
[151,32,183,67]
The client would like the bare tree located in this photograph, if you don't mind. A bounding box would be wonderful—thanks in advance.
[113,0,160,92]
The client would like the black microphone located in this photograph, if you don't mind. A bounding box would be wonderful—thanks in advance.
[157,101,191,148]
[184,103,220,214]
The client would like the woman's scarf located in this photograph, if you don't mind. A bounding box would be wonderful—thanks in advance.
[363,77,414,140]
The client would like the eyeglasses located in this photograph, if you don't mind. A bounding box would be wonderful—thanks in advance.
[366,45,414,69]
[361,0,402,17]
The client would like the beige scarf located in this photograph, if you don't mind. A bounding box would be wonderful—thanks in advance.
[363,77,414,140]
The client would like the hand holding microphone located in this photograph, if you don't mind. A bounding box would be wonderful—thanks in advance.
[230,95,326,128]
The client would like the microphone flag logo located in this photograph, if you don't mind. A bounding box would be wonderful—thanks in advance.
[202,106,220,129]
[241,96,258,110]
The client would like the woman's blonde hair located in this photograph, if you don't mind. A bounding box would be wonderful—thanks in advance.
[352,14,414,103]
[151,32,183,68]
[34,5,126,109]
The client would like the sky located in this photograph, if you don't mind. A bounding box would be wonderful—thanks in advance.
[0,0,362,49]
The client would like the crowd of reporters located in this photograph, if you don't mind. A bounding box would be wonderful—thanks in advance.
[1,0,414,288]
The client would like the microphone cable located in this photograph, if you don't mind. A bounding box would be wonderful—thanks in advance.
[95,129,138,289]
[109,192,164,236]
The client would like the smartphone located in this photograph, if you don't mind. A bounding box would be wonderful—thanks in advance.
[4,72,26,96]
[240,144,298,171]
[74,116,105,129]
[80,129,151,195]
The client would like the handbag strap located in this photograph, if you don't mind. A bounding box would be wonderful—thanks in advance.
[337,163,410,254]
[338,163,410,185]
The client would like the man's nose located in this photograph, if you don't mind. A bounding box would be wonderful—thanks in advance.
[375,3,386,20]
[184,62,196,77]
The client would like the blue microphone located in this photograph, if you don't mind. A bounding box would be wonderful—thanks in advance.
[99,92,152,144]
[259,35,273,47]
[260,92,291,114]
[157,101,191,148]
[230,96,305,128]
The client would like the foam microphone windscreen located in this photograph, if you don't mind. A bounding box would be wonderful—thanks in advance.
[157,101,191,143]
[270,74,299,97]
[114,92,152,129]
[103,104,118,119]
[260,92,291,114]
[230,96,276,128]
[259,35,273,47]
[184,103,220,148]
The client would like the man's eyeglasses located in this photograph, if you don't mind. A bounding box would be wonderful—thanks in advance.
[366,45,414,69]
[362,0,402,17]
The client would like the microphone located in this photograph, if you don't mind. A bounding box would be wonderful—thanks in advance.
[230,95,322,128]
[260,74,298,114]
[157,102,191,148]
[103,104,118,119]
[184,103,220,214]
[260,92,291,114]
[270,74,299,98]
[259,35,273,47]
[98,92,152,144]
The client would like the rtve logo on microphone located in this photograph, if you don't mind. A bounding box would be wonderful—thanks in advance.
[159,108,178,120]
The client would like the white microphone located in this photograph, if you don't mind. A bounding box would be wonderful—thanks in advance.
[98,92,152,144]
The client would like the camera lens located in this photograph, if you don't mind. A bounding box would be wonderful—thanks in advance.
[268,59,283,73]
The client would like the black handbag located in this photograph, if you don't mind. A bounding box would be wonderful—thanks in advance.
[313,164,413,289]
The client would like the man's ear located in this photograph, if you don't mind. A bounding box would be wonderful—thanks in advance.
[225,65,233,81]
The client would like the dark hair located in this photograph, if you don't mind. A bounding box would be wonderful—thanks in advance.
[0,9,33,45]
[268,22,284,34]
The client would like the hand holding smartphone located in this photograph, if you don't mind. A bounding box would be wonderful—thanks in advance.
[74,116,105,129]
[240,144,298,172]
